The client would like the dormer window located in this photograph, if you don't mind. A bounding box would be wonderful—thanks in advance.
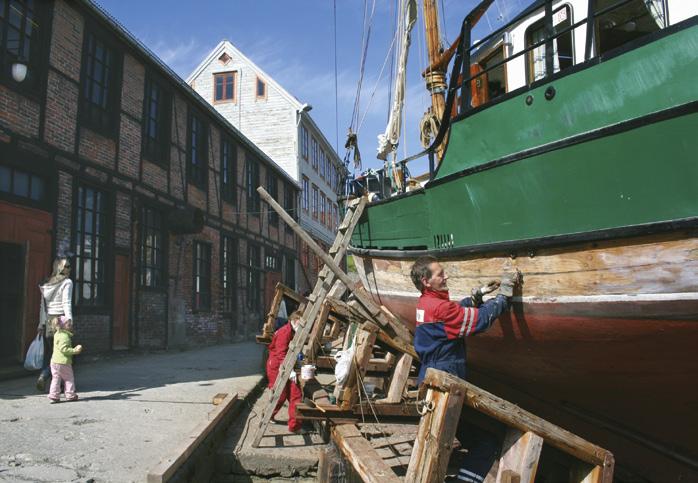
[256,76,266,100]
[214,71,236,103]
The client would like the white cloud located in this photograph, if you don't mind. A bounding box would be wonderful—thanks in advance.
[148,37,205,79]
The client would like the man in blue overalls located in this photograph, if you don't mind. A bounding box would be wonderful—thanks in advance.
[410,255,521,483]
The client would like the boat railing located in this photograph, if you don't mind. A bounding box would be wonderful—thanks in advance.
[454,0,667,117]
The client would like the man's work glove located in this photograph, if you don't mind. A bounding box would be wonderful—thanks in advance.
[471,280,500,306]
[499,270,523,297]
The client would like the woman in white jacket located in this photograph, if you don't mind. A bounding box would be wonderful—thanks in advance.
[36,258,73,391]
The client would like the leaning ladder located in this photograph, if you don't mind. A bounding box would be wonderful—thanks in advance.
[251,196,368,447]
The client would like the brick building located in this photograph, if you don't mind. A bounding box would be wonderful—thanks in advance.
[0,0,299,366]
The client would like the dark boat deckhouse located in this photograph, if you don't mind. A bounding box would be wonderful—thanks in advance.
[348,0,698,479]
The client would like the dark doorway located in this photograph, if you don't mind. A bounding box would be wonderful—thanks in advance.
[0,242,24,365]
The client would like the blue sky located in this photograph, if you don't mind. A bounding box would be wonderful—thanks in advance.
[98,0,531,176]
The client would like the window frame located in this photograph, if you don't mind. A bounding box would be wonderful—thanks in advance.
[246,243,261,311]
[311,184,319,220]
[255,75,267,100]
[245,154,260,215]
[213,71,237,104]
[0,0,49,94]
[79,27,122,136]
[220,234,237,314]
[524,4,575,84]
[220,136,236,204]
[187,110,209,190]
[72,181,113,311]
[0,163,50,210]
[301,125,309,160]
[141,72,172,167]
[311,138,319,171]
[266,173,278,227]
[139,203,166,290]
[192,241,212,312]
[301,176,309,213]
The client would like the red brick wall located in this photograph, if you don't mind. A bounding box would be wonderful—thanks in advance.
[117,116,141,178]
[0,85,40,138]
[44,70,78,151]
[78,127,117,168]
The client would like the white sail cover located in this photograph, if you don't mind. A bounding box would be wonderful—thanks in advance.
[377,0,417,161]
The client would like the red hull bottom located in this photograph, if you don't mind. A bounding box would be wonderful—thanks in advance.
[376,293,698,481]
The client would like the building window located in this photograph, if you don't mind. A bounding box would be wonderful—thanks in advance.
[301,176,309,212]
[221,235,236,313]
[284,254,295,289]
[0,165,46,204]
[74,184,109,307]
[142,75,171,165]
[265,249,279,271]
[193,241,211,311]
[312,184,319,220]
[256,76,266,99]
[526,5,573,83]
[247,244,261,311]
[214,71,236,103]
[301,125,309,160]
[139,206,164,288]
[267,174,278,226]
[80,30,121,134]
[321,150,327,180]
[284,184,295,233]
[246,155,260,214]
[188,112,208,189]
[221,137,236,203]
[311,138,319,170]
[0,0,44,89]
[320,192,326,225]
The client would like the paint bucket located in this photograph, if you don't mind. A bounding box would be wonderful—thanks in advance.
[301,364,317,381]
[363,382,376,397]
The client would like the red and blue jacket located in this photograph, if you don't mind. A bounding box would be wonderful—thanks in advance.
[414,288,509,384]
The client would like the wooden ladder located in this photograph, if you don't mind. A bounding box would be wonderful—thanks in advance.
[251,196,368,447]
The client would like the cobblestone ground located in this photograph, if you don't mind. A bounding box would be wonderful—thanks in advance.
[0,343,263,483]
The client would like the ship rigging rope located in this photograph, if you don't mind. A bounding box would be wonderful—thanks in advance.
[350,0,378,132]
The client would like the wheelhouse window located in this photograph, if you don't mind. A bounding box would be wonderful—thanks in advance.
[247,244,261,311]
[525,5,573,83]
[0,165,46,204]
[221,235,236,313]
[221,137,236,203]
[479,47,507,100]
[142,74,171,166]
[188,112,208,189]
[246,155,260,214]
[193,241,211,311]
[214,71,236,103]
[302,176,309,212]
[80,30,121,134]
[139,206,164,288]
[256,76,266,99]
[74,185,109,307]
[595,0,667,55]
[266,174,278,226]
[0,0,45,89]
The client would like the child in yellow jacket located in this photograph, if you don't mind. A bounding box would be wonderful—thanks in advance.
[48,316,83,403]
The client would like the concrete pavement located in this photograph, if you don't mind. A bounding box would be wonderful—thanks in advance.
[0,343,264,483]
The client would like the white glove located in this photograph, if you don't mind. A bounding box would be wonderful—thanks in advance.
[289,371,297,383]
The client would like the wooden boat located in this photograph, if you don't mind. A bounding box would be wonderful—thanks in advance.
[348,0,698,479]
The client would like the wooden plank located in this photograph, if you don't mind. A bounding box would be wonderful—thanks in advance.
[307,301,331,362]
[405,369,468,483]
[331,424,402,483]
[378,353,413,404]
[212,393,228,406]
[495,429,543,483]
[147,393,238,483]
[340,324,378,408]
[461,381,611,467]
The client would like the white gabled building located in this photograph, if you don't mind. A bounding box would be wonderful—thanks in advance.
[187,40,347,292]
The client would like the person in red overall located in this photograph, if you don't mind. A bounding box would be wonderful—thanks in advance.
[410,255,522,483]
[266,310,304,433]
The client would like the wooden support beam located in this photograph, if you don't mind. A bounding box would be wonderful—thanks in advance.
[340,324,379,409]
[258,186,412,344]
[495,429,544,483]
[405,369,468,483]
[307,301,331,362]
[331,424,402,483]
[461,382,613,470]
[378,353,413,404]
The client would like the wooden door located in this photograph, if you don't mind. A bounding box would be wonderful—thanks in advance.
[112,253,130,349]
[0,242,24,364]
[0,202,52,361]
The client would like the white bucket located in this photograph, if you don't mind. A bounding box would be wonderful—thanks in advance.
[301,364,317,381]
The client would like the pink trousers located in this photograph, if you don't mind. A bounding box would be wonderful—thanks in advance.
[48,362,77,401]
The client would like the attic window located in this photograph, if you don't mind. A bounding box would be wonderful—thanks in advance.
[218,52,231,65]
[256,77,267,99]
